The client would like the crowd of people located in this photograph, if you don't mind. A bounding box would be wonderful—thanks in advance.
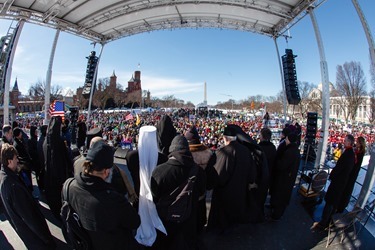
[0,108,373,249]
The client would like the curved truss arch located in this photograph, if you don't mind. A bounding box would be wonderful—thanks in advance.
[0,0,325,43]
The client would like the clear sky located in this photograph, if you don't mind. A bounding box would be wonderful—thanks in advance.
[0,0,374,106]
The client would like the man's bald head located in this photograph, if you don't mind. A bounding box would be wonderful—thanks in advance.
[90,136,104,148]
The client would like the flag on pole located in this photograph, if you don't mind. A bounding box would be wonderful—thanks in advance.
[125,113,134,121]
[49,100,65,121]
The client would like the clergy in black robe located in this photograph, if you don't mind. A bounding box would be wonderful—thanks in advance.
[43,116,72,219]
[207,126,256,232]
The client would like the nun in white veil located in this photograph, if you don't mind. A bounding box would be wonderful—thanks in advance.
[135,126,167,246]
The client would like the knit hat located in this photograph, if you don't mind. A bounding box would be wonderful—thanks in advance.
[169,135,189,153]
[287,133,298,143]
[184,126,200,144]
[86,141,114,170]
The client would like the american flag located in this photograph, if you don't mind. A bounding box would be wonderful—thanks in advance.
[49,100,65,121]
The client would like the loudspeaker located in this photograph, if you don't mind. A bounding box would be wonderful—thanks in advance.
[282,49,301,105]
[305,112,317,143]
[302,112,318,162]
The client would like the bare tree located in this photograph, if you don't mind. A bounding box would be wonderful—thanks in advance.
[162,95,177,108]
[297,81,317,116]
[93,78,111,110]
[28,80,63,101]
[335,61,367,123]
[185,101,195,108]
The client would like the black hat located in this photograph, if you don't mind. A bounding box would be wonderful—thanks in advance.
[282,127,291,137]
[184,126,200,144]
[169,135,189,153]
[86,127,102,149]
[223,126,236,136]
[287,133,298,143]
[86,141,114,170]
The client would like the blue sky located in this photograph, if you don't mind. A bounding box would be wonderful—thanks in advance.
[1,0,374,106]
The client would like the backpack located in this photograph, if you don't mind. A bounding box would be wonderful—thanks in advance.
[161,165,199,224]
[61,178,92,250]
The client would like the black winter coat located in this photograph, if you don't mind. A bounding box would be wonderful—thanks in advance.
[68,172,141,250]
[258,140,277,184]
[0,166,55,249]
[325,147,355,206]
[13,137,32,170]
[151,150,203,250]
[28,128,41,173]
[270,142,300,207]
[337,151,365,212]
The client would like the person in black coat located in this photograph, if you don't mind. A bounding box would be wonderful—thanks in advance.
[28,126,43,191]
[337,136,366,213]
[43,116,73,220]
[0,144,55,249]
[185,126,217,233]
[151,135,204,250]
[313,134,356,229]
[258,128,277,194]
[13,127,33,192]
[270,133,300,220]
[258,127,277,219]
[207,126,256,232]
[37,125,48,192]
[67,141,141,249]
[76,118,87,150]
[0,125,13,150]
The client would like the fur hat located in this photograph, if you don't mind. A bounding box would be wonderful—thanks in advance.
[86,141,114,170]
[169,135,189,153]
[184,126,200,144]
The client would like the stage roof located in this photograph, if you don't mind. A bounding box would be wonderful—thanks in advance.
[0,0,325,44]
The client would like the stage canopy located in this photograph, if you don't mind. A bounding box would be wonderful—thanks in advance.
[0,0,325,43]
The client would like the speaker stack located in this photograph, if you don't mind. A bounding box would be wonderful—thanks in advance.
[282,49,301,105]
[303,112,318,162]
